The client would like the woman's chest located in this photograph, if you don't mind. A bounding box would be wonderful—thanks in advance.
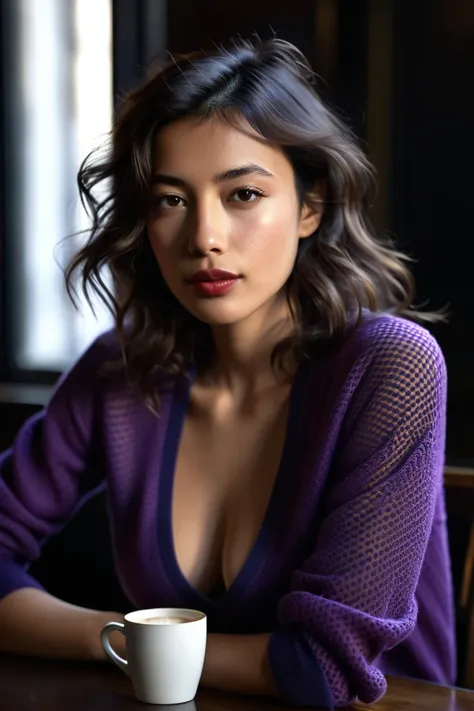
[171,393,291,595]
[103,365,337,610]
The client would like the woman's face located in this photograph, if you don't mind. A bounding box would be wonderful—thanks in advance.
[146,115,321,327]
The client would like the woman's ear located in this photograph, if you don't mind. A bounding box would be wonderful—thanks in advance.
[298,180,326,238]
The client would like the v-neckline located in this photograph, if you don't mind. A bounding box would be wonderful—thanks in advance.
[157,363,309,613]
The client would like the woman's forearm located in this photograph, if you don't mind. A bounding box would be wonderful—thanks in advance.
[201,632,280,698]
[0,587,124,660]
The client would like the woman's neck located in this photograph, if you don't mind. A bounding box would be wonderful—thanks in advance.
[204,299,297,399]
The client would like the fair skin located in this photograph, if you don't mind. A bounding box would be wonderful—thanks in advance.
[0,115,322,698]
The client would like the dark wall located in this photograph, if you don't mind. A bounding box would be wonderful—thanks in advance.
[391,0,474,463]
[168,0,317,58]
[166,0,368,137]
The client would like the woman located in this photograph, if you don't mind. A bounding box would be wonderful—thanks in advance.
[0,37,455,708]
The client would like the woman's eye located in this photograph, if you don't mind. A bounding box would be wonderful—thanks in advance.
[230,188,264,204]
[154,194,186,209]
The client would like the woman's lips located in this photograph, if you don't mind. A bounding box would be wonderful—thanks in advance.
[187,269,241,297]
[190,278,240,297]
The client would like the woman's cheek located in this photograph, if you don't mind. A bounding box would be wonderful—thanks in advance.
[240,214,294,254]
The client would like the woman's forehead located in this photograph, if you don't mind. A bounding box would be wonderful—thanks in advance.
[152,115,293,183]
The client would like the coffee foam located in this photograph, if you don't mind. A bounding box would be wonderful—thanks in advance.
[138,615,191,625]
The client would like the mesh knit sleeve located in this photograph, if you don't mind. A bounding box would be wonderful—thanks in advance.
[0,334,111,600]
[268,319,447,708]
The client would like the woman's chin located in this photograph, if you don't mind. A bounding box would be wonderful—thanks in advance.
[184,301,252,327]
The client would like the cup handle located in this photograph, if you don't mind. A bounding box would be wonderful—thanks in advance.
[101,621,128,675]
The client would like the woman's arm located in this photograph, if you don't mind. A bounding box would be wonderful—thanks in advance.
[0,587,123,659]
[201,633,279,698]
[0,335,114,655]
[263,320,448,709]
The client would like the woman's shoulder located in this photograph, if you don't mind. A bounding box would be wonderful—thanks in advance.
[349,311,446,373]
[305,311,446,394]
[300,312,447,447]
[54,328,180,408]
[334,312,447,405]
[84,327,123,360]
[63,327,123,381]
[48,328,126,406]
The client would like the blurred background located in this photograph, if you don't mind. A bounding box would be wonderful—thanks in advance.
[1,0,474,686]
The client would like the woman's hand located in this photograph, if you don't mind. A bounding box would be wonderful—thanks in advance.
[200,633,279,698]
[89,610,126,661]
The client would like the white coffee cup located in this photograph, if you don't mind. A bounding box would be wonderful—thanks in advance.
[101,607,207,705]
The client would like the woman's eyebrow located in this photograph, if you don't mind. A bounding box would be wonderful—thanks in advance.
[213,164,275,182]
[152,163,275,188]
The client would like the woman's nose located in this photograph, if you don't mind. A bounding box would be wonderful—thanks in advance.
[186,200,229,256]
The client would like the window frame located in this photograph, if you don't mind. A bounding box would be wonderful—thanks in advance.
[0,0,167,386]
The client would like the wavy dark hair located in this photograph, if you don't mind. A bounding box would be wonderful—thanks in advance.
[65,36,434,410]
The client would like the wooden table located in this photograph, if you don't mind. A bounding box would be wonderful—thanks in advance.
[1,654,474,711]
[445,466,474,490]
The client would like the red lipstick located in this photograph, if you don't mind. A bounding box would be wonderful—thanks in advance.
[187,269,241,297]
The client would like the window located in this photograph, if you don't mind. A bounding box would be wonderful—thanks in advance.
[2,0,113,372]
